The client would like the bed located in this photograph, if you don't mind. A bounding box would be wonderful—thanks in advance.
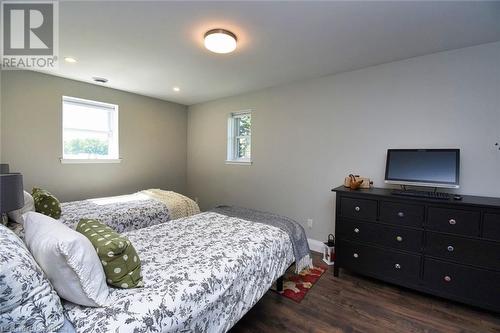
[63,210,304,333]
[59,189,200,232]
[10,189,200,236]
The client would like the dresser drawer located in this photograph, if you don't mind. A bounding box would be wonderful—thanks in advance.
[425,232,500,270]
[423,258,500,311]
[338,220,423,253]
[380,201,424,227]
[337,240,421,284]
[427,207,480,236]
[483,213,500,241]
[340,197,377,221]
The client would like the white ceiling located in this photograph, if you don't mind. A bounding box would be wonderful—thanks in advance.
[44,1,500,105]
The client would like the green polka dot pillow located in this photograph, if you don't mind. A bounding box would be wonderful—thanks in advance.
[32,187,61,219]
[76,219,143,289]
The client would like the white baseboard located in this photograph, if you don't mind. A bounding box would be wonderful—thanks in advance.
[308,238,324,253]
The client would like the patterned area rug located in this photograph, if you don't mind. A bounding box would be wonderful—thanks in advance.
[273,265,327,302]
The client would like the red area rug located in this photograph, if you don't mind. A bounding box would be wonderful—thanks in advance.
[274,265,327,303]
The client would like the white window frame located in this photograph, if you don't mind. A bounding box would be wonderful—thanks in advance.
[60,96,121,164]
[226,110,252,165]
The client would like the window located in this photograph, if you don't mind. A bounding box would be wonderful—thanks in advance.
[61,96,119,163]
[227,110,252,164]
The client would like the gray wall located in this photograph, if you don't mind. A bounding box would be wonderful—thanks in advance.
[1,71,188,201]
[187,42,500,241]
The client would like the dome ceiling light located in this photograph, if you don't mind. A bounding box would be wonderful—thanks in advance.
[204,29,237,54]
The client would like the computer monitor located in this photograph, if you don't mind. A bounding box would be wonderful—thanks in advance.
[384,149,460,189]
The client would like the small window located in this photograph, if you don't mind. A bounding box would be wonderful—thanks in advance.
[227,110,252,164]
[62,96,119,163]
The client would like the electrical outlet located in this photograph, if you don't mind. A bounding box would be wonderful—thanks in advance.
[307,218,313,229]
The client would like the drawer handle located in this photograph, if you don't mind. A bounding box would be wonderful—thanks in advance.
[444,275,452,283]
[449,219,457,225]
[447,245,454,252]
[394,263,401,269]
[397,212,405,218]
[354,206,361,212]
[396,236,403,242]
[354,228,360,234]
[353,253,359,258]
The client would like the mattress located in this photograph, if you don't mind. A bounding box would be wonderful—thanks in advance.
[63,212,294,333]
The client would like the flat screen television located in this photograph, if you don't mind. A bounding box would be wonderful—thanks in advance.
[384,149,460,189]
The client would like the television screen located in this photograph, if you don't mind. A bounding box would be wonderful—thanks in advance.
[385,149,460,188]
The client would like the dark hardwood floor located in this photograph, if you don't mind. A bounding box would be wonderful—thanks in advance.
[230,253,500,333]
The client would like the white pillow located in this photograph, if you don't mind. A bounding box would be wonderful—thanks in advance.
[23,212,109,307]
[8,190,35,224]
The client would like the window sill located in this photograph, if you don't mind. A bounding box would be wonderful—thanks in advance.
[60,158,122,164]
[225,160,252,166]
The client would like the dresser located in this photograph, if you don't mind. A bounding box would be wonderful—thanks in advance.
[332,186,500,312]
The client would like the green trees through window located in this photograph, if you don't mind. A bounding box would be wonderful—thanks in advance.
[236,114,251,159]
[64,138,109,156]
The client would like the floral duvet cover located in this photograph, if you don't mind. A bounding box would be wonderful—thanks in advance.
[64,212,294,333]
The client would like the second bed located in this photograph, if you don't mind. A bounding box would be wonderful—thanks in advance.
[63,211,299,332]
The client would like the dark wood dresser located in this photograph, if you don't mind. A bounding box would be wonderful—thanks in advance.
[331,186,500,312]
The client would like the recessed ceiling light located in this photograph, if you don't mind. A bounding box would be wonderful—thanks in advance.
[204,29,237,54]
[64,57,78,63]
[92,77,108,84]
[173,87,180,92]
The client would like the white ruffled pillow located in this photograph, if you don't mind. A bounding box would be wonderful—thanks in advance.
[7,191,35,224]
[23,212,109,307]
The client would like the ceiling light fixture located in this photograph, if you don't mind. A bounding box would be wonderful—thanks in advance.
[204,29,237,54]
[173,87,180,92]
[92,77,108,84]
[64,57,78,63]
